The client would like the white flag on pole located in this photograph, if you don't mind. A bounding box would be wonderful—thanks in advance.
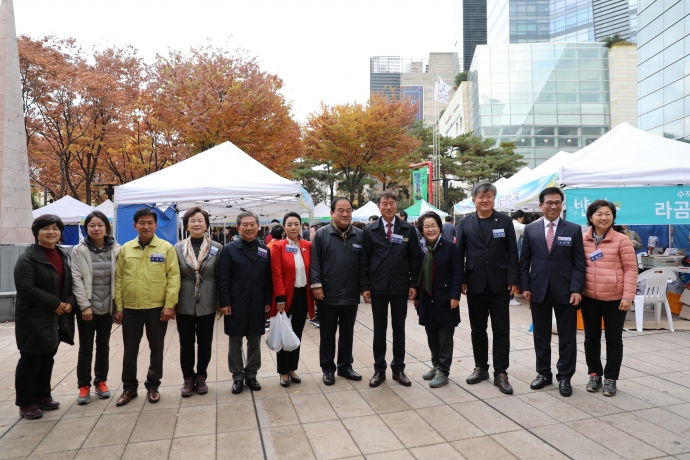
[437,75,451,100]
[433,81,449,104]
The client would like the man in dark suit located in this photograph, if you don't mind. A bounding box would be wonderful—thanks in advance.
[456,182,519,394]
[361,191,421,388]
[519,187,585,397]
[217,211,273,395]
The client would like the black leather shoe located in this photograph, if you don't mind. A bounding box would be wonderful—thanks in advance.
[289,374,301,384]
[280,376,290,388]
[466,367,490,385]
[337,369,363,381]
[530,375,553,390]
[392,372,412,387]
[245,378,261,391]
[231,380,244,394]
[369,372,386,387]
[36,397,60,411]
[494,373,514,395]
[559,380,572,397]
[323,372,335,386]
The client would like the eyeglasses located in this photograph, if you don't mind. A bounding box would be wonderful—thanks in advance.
[422,226,438,231]
[543,201,562,207]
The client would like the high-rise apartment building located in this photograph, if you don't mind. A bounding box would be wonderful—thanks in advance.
[636,0,690,141]
[370,53,460,126]
[484,0,637,45]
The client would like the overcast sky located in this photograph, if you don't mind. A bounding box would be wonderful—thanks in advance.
[16,0,458,121]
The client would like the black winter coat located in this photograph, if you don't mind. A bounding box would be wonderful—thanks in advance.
[14,244,76,353]
[456,211,519,294]
[361,217,422,296]
[310,224,363,305]
[217,239,273,337]
[417,237,463,329]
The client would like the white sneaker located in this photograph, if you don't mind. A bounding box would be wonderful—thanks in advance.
[509,299,521,306]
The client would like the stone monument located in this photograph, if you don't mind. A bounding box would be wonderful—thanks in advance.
[0,0,33,243]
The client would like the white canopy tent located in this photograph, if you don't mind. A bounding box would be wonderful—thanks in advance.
[114,141,314,224]
[559,122,690,187]
[352,201,381,221]
[314,202,331,220]
[33,196,95,224]
[94,199,114,219]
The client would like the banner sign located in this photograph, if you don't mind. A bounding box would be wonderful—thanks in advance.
[411,169,428,203]
[565,186,690,225]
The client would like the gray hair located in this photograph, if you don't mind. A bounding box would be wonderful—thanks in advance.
[472,182,497,199]
[236,211,259,226]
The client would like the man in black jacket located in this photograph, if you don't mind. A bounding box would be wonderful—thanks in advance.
[520,187,585,397]
[311,197,363,385]
[456,182,519,394]
[218,212,273,395]
[361,191,421,387]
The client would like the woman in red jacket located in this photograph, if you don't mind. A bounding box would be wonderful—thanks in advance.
[270,212,315,387]
[581,200,637,397]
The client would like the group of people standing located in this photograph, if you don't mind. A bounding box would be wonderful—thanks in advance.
[13,182,637,420]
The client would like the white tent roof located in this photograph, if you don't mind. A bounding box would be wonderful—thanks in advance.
[314,202,331,219]
[559,122,690,186]
[352,201,381,220]
[94,199,114,219]
[114,141,313,221]
[32,196,95,224]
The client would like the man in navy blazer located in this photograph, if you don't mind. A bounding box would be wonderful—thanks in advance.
[456,182,519,395]
[519,187,585,397]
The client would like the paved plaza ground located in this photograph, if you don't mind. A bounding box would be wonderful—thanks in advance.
[0,298,689,460]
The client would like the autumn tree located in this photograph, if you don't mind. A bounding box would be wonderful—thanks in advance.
[148,44,302,175]
[303,93,421,203]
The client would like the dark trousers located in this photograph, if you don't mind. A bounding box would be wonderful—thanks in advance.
[176,312,215,379]
[121,307,168,392]
[319,303,358,373]
[228,335,261,381]
[531,286,577,382]
[15,347,58,407]
[425,326,455,376]
[581,296,627,380]
[371,294,408,374]
[466,284,510,375]
[76,313,113,388]
[277,287,308,375]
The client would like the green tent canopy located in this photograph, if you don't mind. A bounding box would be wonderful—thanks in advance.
[403,199,448,219]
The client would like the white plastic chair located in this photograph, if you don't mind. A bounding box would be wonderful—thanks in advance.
[635,268,676,332]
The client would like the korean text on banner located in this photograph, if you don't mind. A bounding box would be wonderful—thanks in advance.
[565,186,690,225]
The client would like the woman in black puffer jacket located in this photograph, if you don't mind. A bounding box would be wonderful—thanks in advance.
[14,214,76,420]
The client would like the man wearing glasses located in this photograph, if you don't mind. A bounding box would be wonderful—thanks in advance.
[519,187,585,397]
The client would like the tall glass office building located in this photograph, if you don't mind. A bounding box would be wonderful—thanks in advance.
[636,0,690,141]
[468,42,611,167]
[486,0,637,44]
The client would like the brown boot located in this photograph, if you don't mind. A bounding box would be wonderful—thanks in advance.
[181,377,194,397]
[36,397,60,411]
[194,375,208,395]
[19,405,43,419]
[494,373,514,395]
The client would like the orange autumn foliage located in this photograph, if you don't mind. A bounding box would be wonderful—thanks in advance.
[303,94,421,203]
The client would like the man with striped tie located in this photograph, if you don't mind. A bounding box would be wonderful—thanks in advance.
[519,187,585,398]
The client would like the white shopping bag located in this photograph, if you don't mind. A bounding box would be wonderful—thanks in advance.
[278,312,301,352]
[265,315,283,352]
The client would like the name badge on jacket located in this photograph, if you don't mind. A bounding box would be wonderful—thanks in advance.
[557,237,572,246]
[352,243,362,252]
[258,247,268,258]
[150,253,165,263]
[210,246,219,255]
[390,234,403,244]
[286,244,299,253]
[493,229,505,238]
[589,249,603,262]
